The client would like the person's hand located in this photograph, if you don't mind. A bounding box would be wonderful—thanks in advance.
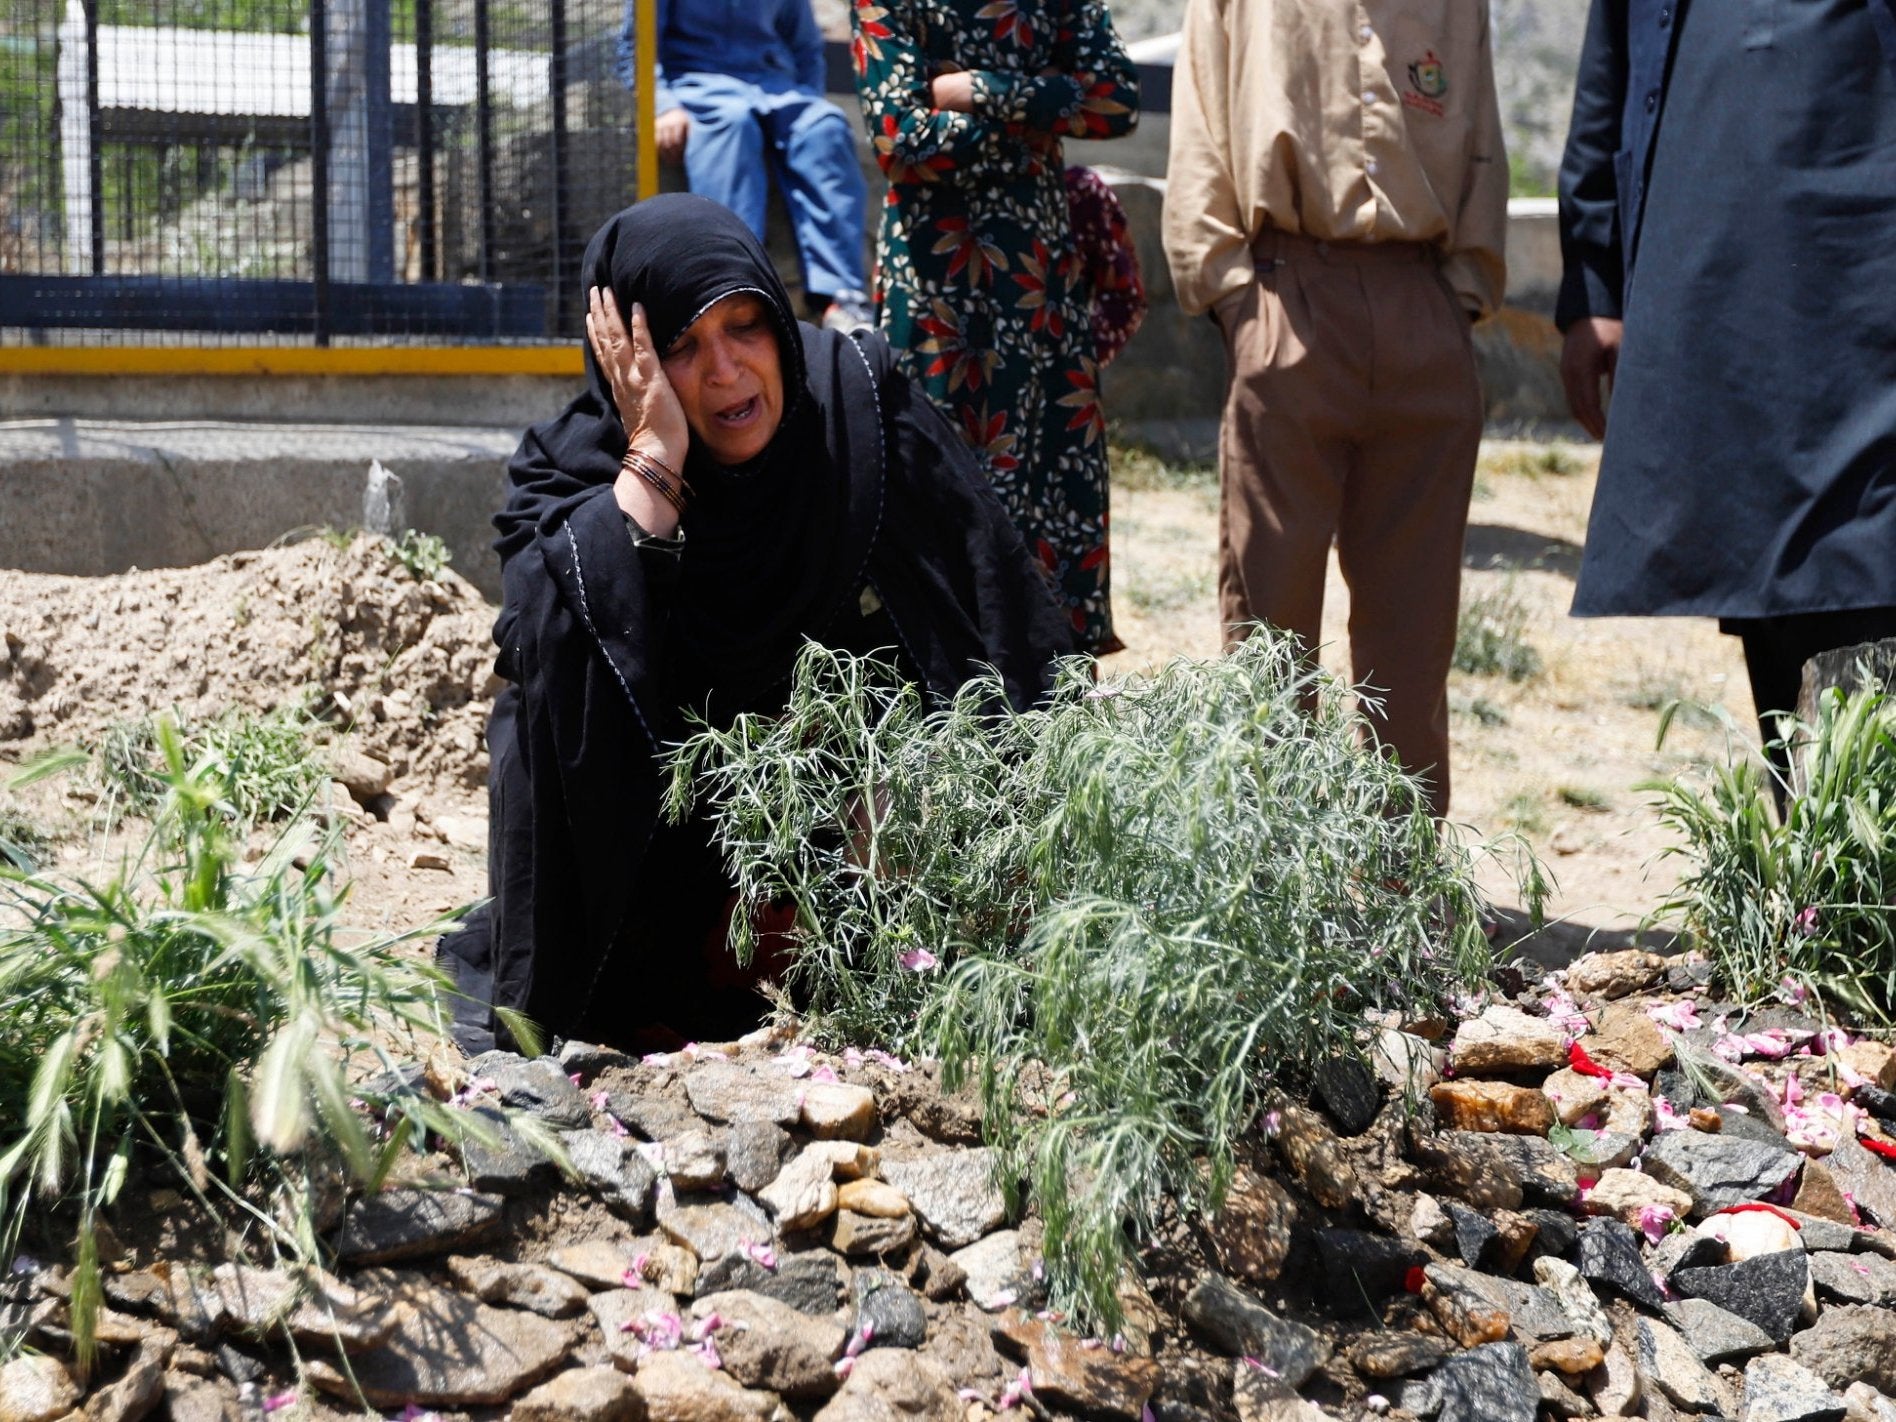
[930,71,974,113]
[654,106,690,162]
[1561,316,1623,441]
[587,287,690,528]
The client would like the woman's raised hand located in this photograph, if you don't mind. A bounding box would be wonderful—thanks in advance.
[587,286,689,471]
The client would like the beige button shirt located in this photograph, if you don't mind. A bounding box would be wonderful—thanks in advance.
[1162,0,1508,319]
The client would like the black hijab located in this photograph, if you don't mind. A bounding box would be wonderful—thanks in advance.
[446,198,1072,1050]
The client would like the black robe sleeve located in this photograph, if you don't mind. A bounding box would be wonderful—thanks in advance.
[1556,0,1630,330]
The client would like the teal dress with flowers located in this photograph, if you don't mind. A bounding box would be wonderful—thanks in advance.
[851,0,1137,654]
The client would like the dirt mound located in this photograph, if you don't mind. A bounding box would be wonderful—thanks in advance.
[0,534,498,796]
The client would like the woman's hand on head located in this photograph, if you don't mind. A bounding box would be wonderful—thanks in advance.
[587,286,689,469]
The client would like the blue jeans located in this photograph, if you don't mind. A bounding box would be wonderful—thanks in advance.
[671,73,867,299]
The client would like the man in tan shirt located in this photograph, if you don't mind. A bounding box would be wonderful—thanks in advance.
[1163,0,1507,817]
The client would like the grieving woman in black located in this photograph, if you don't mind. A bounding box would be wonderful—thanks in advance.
[439,195,1071,1054]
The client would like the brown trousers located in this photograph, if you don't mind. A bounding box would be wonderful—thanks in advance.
[1217,228,1482,817]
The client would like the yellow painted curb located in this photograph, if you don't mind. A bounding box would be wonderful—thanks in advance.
[0,346,583,377]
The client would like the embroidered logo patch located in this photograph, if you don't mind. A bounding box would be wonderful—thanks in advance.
[1402,49,1448,116]
[1408,51,1447,98]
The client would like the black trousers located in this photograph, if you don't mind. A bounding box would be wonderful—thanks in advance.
[1722,606,1896,793]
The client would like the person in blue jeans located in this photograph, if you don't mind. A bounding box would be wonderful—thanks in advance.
[617,0,872,331]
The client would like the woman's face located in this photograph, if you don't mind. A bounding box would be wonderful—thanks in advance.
[660,292,785,466]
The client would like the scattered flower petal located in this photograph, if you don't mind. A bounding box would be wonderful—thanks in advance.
[1636,1203,1675,1244]
[1647,1000,1702,1032]
[897,948,941,972]
[262,1395,298,1415]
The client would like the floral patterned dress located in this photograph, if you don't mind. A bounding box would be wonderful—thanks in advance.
[851,0,1138,653]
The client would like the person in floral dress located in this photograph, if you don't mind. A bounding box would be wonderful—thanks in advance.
[851,0,1138,653]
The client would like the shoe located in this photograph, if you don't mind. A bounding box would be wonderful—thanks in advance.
[820,288,875,334]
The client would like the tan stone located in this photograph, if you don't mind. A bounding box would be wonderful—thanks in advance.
[1841,1041,1896,1092]
[0,1354,80,1422]
[1423,1273,1511,1348]
[834,1178,910,1219]
[1491,1209,1541,1275]
[1567,950,1668,999]
[993,1311,1159,1421]
[798,1082,877,1141]
[1207,1167,1298,1284]
[808,1140,878,1181]
[631,1351,779,1422]
[813,1349,960,1422]
[1600,1088,1654,1137]
[1584,1168,1691,1227]
[828,1209,917,1258]
[1586,1341,1642,1416]
[759,1145,840,1232]
[1429,1081,1555,1135]
[1540,1068,1611,1126]
[1531,1336,1607,1376]
[510,1366,645,1422]
[1273,1104,1360,1209]
[1448,1004,1569,1074]
[1794,1159,1858,1225]
[1579,1003,1674,1079]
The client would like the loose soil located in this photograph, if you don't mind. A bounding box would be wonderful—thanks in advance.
[0,439,1749,953]
[1102,440,1755,958]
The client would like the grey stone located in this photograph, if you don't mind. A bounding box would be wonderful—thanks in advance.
[1637,1316,1735,1416]
[607,1088,701,1142]
[1830,1136,1896,1231]
[459,1104,556,1195]
[1407,1127,1525,1210]
[692,1288,847,1399]
[1742,1354,1848,1422]
[1532,1257,1614,1346]
[684,1061,803,1127]
[951,1229,1029,1310]
[1672,1249,1810,1343]
[1311,1055,1381,1135]
[1777,1210,1864,1254]
[828,1209,919,1258]
[160,1372,240,1422]
[879,1149,1008,1249]
[1443,1130,1579,1206]
[722,1120,792,1194]
[1399,1376,1444,1419]
[1575,1218,1665,1311]
[1844,1381,1896,1422]
[303,1275,570,1406]
[1181,1274,1330,1388]
[557,1040,633,1079]
[1446,1203,1501,1270]
[210,1263,392,1349]
[1346,1332,1452,1379]
[444,1255,591,1318]
[657,1184,777,1261]
[588,1284,688,1371]
[1524,1208,1578,1260]
[1587,1340,1641,1417]
[1426,1263,1575,1343]
[1654,1068,1700,1114]
[1717,1104,1798,1148]
[1674,1042,1788,1133]
[848,1268,926,1352]
[77,1336,168,1422]
[1858,1084,1896,1125]
[469,1050,593,1127]
[1663,1296,1776,1364]
[1651,1225,1728,1282]
[1641,1131,1803,1216]
[1536,1367,1592,1420]
[1312,1228,1424,1303]
[1790,1304,1896,1395]
[564,1128,660,1223]
[1434,1341,1538,1422]
[335,1188,504,1264]
[1811,1249,1896,1306]
[696,1249,842,1315]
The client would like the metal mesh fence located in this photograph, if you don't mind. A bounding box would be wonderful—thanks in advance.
[0,0,640,343]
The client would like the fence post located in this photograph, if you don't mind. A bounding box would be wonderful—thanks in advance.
[475,0,494,283]
[324,0,394,286]
[549,0,568,313]
[416,0,436,281]
[311,0,331,343]
[633,0,655,200]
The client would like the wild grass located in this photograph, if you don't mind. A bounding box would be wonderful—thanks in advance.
[1454,577,1544,682]
[1649,683,1896,1023]
[0,809,49,873]
[671,634,1529,1327]
[1108,438,1218,495]
[0,722,502,1369]
[92,703,329,831]
[1480,442,1586,481]
[388,530,453,582]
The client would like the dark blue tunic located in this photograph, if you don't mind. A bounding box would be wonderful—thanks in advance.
[1560,0,1896,619]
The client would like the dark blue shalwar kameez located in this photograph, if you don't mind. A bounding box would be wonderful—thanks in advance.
[1558,0,1896,746]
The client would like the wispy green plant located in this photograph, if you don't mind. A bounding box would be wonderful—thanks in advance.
[388,530,453,582]
[1454,578,1544,682]
[0,809,49,873]
[1648,683,1896,1022]
[671,635,1526,1327]
[0,722,488,1368]
[93,704,327,829]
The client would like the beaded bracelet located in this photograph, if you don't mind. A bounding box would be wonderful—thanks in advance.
[622,447,689,517]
